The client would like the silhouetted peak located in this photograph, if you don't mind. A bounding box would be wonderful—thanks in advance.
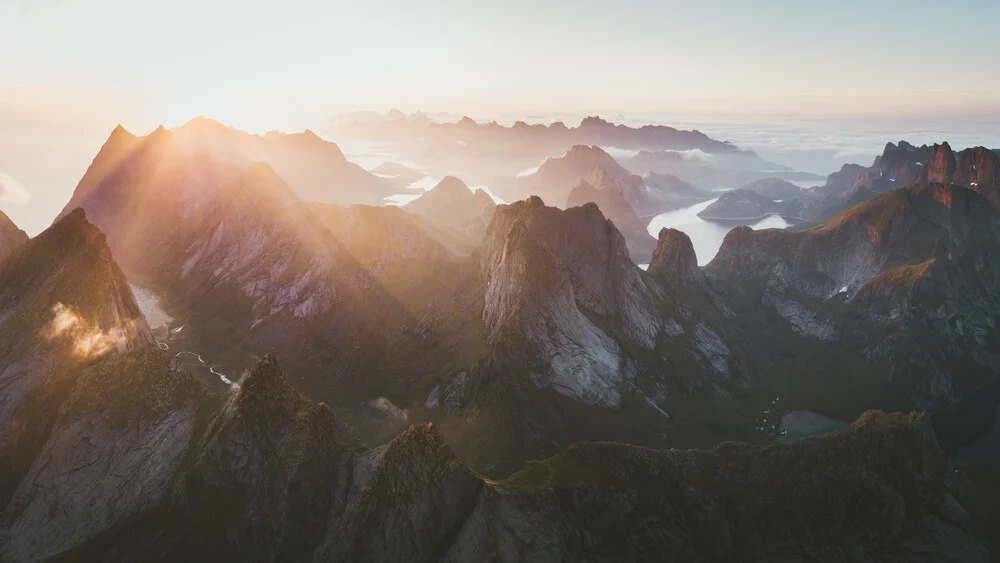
[648,228,701,287]
[433,175,470,194]
[108,124,135,141]
[235,354,297,408]
[579,116,611,128]
[457,116,477,127]
[0,209,29,263]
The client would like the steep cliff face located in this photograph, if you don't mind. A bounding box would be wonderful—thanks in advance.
[0,212,168,562]
[155,354,365,562]
[426,197,755,477]
[707,184,1000,415]
[0,211,155,505]
[854,141,930,193]
[0,349,208,563]
[647,228,703,289]
[53,124,487,409]
[478,197,661,402]
[0,210,27,266]
[839,141,1000,208]
[316,424,483,562]
[565,180,656,262]
[954,147,1000,204]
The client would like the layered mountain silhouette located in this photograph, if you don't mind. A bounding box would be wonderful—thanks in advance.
[2,122,1000,559]
[336,112,737,154]
[403,176,497,242]
[729,142,1000,227]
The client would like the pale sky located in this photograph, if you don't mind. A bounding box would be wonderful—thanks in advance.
[2,0,999,235]
[2,0,999,132]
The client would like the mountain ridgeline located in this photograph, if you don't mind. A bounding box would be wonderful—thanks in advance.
[1,119,999,560]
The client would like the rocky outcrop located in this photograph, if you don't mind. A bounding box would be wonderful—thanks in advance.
[6,343,985,562]
[954,147,1000,207]
[824,163,868,194]
[707,183,1000,415]
[52,123,487,409]
[316,423,482,562]
[155,354,364,561]
[403,176,497,241]
[0,210,155,504]
[478,197,660,407]
[0,211,166,562]
[923,142,957,184]
[0,349,206,563]
[647,228,703,289]
[0,210,27,266]
[565,180,656,262]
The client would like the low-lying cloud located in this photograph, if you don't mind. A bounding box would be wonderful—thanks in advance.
[0,173,31,205]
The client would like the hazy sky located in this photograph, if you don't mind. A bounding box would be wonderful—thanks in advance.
[2,0,999,132]
[2,0,999,235]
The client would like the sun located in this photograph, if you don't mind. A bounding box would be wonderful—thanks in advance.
[158,87,251,131]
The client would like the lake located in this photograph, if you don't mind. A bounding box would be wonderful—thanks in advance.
[646,199,790,266]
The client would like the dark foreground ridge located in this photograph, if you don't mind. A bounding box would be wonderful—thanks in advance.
[0,350,990,562]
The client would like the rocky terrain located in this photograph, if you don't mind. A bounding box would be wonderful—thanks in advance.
[53,123,488,408]
[0,211,158,561]
[0,343,989,561]
[0,209,27,265]
[565,180,657,261]
[707,183,1000,418]
[4,122,1000,559]
[755,142,1000,227]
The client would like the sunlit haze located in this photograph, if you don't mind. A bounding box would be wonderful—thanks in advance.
[3,0,1000,132]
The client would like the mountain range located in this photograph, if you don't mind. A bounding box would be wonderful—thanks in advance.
[697,142,1000,228]
[0,117,998,560]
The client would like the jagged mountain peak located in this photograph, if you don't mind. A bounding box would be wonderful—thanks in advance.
[556,144,620,167]
[432,175,470,194]
[404,175,497,240]
[235,353,294,401]
[0,209,28,265]
[566,179,656,261]
[648,227,701,287]
[1,209,155,354]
